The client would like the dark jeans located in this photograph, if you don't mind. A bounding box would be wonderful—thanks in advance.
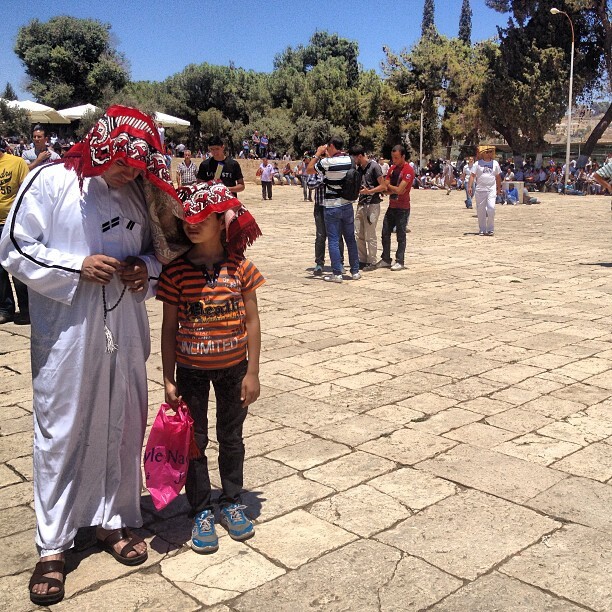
[324,204,359,275]
[261,181,272,200]
[300,176,310,200]
[381,207,410,265]
[177,360,248,515]
[0,225,28,316]
[314,205,344,266]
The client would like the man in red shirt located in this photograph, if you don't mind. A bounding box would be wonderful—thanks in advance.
[376,145,415,271]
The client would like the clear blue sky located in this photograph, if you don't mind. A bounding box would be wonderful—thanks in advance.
[1,0,509,102]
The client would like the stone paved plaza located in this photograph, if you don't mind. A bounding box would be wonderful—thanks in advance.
[1,183,612,611]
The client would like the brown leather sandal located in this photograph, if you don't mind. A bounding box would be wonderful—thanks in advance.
[97,527,148,566]
[29,559,65,606]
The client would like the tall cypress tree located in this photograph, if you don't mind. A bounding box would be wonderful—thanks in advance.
[421,0,436,38]
[459,0,472,45]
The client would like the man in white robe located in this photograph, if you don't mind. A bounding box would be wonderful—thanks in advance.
[0,106,187,606]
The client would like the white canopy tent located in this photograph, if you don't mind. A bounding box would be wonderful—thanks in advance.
[155,112,190,128]
[58,103,100,120]
[5,100,71,124]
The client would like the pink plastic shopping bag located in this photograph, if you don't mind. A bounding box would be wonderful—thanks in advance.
[144,401,195,510]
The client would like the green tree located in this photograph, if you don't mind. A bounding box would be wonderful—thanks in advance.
[275,31,360,88]
[0,99,30,137]
[422,0,436,37]
[291,114,347,156]
[485,0,611,160]
[14,16,129,107]
[2,83,17,101]
[458,0,472,44]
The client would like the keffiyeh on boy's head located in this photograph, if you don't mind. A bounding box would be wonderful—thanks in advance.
[178,181,262,256]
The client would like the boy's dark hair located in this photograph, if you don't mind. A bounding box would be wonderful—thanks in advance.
[349,145,365,157]
[208,135,224,147]
[391,144,410,159]
[32,124,46,136]
[328,136,344,150]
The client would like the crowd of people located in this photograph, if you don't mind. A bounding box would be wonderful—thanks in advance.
[414,153,612,198]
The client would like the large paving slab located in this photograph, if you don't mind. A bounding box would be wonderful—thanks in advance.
[500,524,612,611]
[234,539,461,612]
[430,571,585,611]
[375,489,560,580]
[2,185,612,609]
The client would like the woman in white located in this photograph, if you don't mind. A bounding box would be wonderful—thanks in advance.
[468,145,502,236]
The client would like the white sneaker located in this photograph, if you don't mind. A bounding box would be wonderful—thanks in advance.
[324,274,343,283]
[390,262,405,271]
[351,272,362,280]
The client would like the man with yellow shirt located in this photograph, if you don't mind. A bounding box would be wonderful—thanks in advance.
[0,139,29,324]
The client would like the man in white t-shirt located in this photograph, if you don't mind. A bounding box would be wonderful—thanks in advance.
[468,145,502,236]
[257,158,275,200]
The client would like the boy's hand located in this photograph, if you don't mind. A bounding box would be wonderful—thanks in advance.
[241,372,260,408]
[164,382,182,410]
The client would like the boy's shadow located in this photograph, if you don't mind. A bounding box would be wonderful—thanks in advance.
[63,489,266,573]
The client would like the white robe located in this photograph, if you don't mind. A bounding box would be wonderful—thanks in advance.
[0,164,162,555]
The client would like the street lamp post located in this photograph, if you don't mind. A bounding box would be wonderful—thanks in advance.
[551,7,575,193]
[419,95,425,172]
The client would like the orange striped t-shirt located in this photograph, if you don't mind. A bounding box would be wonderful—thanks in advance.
[157,254,265,370]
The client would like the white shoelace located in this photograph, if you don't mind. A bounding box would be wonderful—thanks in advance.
[195,514,214,532]
[226,505,248,522]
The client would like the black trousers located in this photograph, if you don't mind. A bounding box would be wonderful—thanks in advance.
[177,360,248,516]
[261,181,272,199]
[381,207,410,265]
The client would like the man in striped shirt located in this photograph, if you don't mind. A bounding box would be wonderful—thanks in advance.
[176,150,198,187]
[594,161,612,204]
[307,136,360,283]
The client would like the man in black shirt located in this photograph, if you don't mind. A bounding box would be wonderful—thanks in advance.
[196,135,245,194]
[350,145,385,271]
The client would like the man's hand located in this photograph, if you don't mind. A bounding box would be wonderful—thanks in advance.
[118,256,148,293]
[36,150,52,164]
[241,372,260,408]
[81,254,122,284]
[315,145,328,158]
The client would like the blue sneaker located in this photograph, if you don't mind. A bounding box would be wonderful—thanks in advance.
[219,504,254,541]
[191,510,219,553]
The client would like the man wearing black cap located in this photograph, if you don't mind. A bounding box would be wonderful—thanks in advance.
[0,139,29,323]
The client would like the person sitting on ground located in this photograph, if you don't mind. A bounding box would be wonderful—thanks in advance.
[522,187,540,204]
[504,183,519,205]
[282,162,296,185]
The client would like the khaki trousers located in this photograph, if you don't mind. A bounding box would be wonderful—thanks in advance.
[355,202,380,265]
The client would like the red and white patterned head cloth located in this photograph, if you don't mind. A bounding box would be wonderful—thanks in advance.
[63,105,176,196]
[178,180,262,256]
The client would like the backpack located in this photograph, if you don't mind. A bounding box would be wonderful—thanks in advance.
[339,162,362,201]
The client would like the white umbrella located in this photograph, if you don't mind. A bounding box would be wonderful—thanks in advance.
[6,99,71,124]
[155,111,190,128]
[58,103,100,120]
